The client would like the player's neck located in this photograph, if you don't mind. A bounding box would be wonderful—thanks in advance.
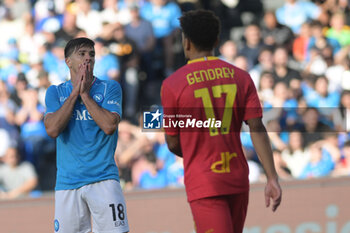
[188,51,215,61]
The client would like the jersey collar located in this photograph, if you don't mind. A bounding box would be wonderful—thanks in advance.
[187,56,219,64]
[68,76,97,87]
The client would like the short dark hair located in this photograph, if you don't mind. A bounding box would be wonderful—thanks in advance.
[310,20,323,28]
[64,37,95,58]
[179,9,220,51]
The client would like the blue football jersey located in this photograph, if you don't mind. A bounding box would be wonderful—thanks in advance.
[45,77,122,190]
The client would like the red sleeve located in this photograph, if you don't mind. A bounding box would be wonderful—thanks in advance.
[161,82,179,136]
[243,74,263,121]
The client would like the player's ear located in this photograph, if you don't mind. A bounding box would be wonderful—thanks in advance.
[185,37,191,51]
[65,57,71,68]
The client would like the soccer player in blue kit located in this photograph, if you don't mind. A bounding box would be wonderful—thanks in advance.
[44,37,129,233]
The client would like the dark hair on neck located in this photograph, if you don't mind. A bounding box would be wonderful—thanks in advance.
[64,37,95,58]
[179,9,220,51]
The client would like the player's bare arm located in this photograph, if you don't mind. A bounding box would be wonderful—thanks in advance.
[247,117,282,212]
[80,62,120,135]
[44,64,84,138]
[165,134,183,157]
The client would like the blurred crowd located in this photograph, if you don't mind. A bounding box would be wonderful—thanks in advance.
[0,0,350,199]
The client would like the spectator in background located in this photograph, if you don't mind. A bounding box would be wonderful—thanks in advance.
[9,72,28,107]
[218,39,238,65]
[125,4,156,81]
[2,0,31,20]
[100,0,128,25]
[282,130,310,178]
[93,38,120,81]
[0,38,30,87]
[108,23,139,120]
[54,11,80,44]
[37,70,51,107]
[299,141,334,179]
[140,0,182,76]
[276,0,321,34]
[0,79,19,147]
[267,80,299,125]
[0,7,26,52]
[0,147,38,200]
[18,20,45,65]
[266,119,288,152]
[272,46,302,86]
[153,132,177,173]
[249,47,274,87]
[257,71,274,104]
[26,58,46,90]
[300,107,331,146]
[75,0,103,38]
[326,52,350,93]
[260,11,294,49]
[305,46,329,76]
[213,0,242,41]
[332,140,350,177]
[0,129,11,160]
[42,41,69,85]
[35,3,63,34]
[333,90,350,132]
[268,81,299,129]
[115,120,151,189]
[272,149,292,180]
[302,75,340,110]
[245,147,263,184]
[293,22,312,63]
[166,155,184,187]
[138,152,168,190]
[308,20,341,60]
[321,132,341,164]
[325,12,350,48]
[33,0,57,30]
[239,24,266,70]
[0,80,17,126]
[15,88,54,166]
[233,54,249,71]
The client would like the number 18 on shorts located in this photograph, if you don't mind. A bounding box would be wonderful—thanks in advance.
[54,180,129,233]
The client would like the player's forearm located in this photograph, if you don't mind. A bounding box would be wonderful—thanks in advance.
[250,130,278,180]
[80,93,120,135]
[44,94,79,138]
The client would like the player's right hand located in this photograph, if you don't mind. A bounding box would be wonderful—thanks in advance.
[72,63,85,96]
[264,178,282,212]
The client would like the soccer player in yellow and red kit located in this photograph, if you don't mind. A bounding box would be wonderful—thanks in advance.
[161,10,282,233]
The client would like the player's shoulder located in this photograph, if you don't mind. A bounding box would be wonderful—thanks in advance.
[95,77,121,88]
[164,64,193,83]
[47,81,69,93]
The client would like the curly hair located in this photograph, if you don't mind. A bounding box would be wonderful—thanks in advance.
[179,9,220,51]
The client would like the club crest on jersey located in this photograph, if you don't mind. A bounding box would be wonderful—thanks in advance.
[93,93,104,103]
[54,219,59,232]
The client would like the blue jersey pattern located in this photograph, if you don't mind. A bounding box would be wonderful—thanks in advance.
[45,77,122,190]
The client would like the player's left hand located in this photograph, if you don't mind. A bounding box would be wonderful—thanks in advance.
[265,178,282,212]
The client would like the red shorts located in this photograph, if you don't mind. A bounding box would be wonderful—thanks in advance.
[189,192,249,233]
